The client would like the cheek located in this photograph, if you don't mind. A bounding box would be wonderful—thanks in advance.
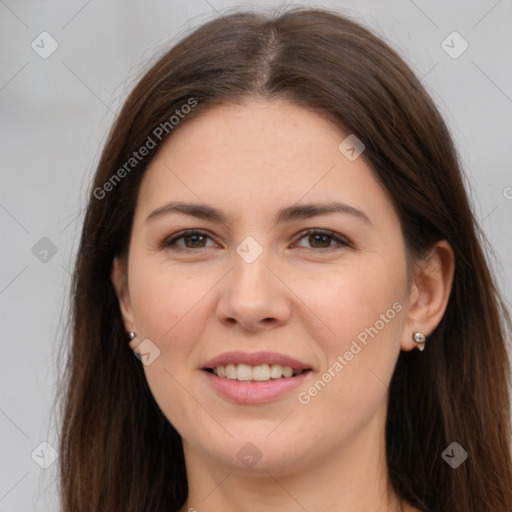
[295,257,406,405]
[128,255,216,343]
[127,257,218,434]
[300,258,405,348]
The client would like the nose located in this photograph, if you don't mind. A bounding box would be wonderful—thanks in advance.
[215,249,292,332]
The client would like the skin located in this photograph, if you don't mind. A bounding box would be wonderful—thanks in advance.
[112,99,454,512]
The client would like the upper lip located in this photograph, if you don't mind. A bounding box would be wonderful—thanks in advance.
[202,351,312,371]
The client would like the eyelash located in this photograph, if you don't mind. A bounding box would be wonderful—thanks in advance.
[161,228,352,252]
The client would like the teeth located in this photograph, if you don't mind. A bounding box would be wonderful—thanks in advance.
[211,363,304,382]
[236,364,253,382]
[282,365,293,378]
[252,364,270,381]
[225,363,237,379]
[270,364,282,379]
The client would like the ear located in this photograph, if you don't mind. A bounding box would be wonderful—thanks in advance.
[401,240,455,351]
[111,257,137,348]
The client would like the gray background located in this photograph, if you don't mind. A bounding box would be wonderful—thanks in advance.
[1,1,511,510]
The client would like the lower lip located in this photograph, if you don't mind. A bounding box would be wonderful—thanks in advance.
[202,370,311,404]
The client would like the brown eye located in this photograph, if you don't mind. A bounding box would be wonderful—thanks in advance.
[295,229,351,250]
[162,230,216,250]
[308,233,333,248]
[183,233,208,248]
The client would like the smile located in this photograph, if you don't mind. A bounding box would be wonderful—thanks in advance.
[208,363,305,382]
[201,351,313,404]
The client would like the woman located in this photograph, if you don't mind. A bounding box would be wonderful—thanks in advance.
[57,7,512,512]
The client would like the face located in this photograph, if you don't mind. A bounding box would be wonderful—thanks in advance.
[115,99,414,474]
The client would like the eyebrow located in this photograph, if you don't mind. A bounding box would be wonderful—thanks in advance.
[145,200,372,226]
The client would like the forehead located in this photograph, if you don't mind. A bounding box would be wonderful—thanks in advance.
[156,99,343,171]
[135,100,396,228]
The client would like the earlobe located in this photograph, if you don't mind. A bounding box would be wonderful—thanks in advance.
[111,257,135,333]
[402,240,455,351]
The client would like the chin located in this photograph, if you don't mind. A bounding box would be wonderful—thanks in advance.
[192,432,314,474]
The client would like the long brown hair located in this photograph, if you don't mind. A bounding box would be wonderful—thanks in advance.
[57,8,512,511]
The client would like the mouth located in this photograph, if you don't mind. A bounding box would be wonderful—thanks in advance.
[204,363,309,382]
[201,351,313,404]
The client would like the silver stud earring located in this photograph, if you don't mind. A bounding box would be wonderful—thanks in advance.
[128,331,137,341]
[412,331,426,351]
